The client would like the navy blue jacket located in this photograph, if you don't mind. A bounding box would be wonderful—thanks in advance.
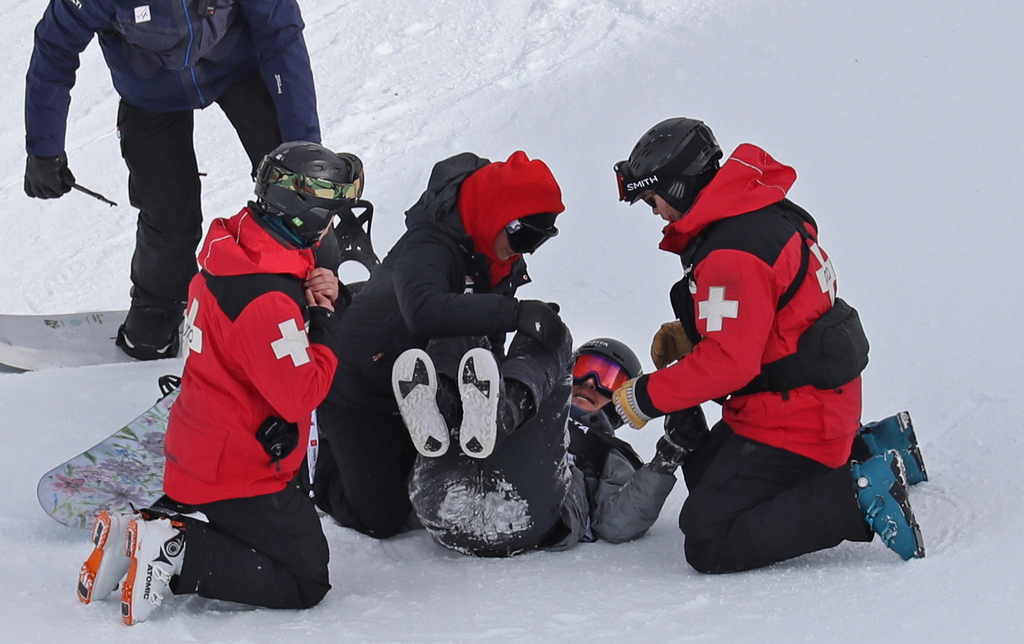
[25,0,319,156]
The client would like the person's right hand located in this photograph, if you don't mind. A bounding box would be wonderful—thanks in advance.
[305,267,340,305]
[24,153,75,199]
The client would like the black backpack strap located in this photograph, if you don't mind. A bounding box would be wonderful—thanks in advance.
[776,226,810,312]
[669,229,710,347]
[775,201,818,311]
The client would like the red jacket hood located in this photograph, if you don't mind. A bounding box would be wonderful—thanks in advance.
[457,150,564,285]
[659,144,796,254]
[197,207,317,279]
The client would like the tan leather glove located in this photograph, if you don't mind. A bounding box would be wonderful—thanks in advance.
[612,378,651,429]
[650,321,694,370]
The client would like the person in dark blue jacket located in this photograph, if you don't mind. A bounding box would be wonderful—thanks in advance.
[23,0,321,361]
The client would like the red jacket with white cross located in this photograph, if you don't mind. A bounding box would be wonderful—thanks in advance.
[638,144,861,468]
[163,207,339,504]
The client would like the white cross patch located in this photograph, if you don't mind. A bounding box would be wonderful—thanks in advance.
[271,319,311,367]
[809,242,837,304]
[181,299,203,361]
[699,286,739,332]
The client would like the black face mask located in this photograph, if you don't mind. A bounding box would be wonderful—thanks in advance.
[505,213,559,254]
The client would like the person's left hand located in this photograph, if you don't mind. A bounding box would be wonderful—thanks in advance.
[654,406,710,466]
[305,267,339,305]
[651,320,693,369]
[305,287,334,312]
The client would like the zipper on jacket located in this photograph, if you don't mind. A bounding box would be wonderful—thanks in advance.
[180,0,208,106]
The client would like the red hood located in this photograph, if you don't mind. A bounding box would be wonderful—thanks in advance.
[458,150,564,285]
[197,207,317,279]
[659,144,796,254]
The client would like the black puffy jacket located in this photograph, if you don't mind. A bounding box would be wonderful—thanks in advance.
[326,153,529,410]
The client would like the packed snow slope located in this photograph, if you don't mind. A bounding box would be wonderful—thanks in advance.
[2,0,1023,641]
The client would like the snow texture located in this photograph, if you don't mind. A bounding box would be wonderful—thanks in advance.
[435,476,533,548]
[2,0,1024,641]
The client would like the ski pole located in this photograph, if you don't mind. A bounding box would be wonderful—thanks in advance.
[72,183,118,207]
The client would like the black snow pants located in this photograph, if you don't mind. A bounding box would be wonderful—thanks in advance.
[408,332,575,557]
[117,68,282,310]
[312,403,420,539]
[312,331,575,548]
[169,478,330,609]
[678,421,873,574]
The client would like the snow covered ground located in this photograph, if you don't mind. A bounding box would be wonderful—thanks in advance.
[2,0,1023,641]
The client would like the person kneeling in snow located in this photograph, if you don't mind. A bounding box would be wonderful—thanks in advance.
[611,117,927,573]
[76,141,361,624]
[395,336,684,555]
[311,150,569,541]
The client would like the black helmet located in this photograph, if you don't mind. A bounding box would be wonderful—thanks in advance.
[614,117,722,214]
[573,337,643,428]
[254,141,364,248]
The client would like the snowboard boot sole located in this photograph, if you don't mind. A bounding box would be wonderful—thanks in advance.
[392,349,450,457]
[458,348,501,459]
[78,509,131,604]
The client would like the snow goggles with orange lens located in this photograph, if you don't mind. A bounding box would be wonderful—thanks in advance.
[572,353,630,397]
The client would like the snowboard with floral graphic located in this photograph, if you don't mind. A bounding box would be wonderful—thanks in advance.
[37,386,179,529]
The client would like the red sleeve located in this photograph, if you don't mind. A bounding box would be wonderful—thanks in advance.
[645,248,785,412]
[228,292,338,422]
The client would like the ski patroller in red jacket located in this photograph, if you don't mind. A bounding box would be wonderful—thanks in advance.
[644,144,862,467]
[163,207,339,504]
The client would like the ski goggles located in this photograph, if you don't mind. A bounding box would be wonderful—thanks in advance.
[266,165,363,201]
[572,353,630,398]
[505,213,559,254]
[614,160,656,204]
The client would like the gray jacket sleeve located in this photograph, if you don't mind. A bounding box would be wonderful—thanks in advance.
[591,449,677,544]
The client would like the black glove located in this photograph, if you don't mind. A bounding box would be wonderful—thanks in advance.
[256,416,300,465]
[308,305,342,359]
[24,153,75,199]
[514,300,565,350]
[650,406,709,473]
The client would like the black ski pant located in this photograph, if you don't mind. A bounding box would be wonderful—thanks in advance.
[678,421,872,574]
[409,333,576,556]
[311,331,575,545]
[170,478,330,609]
[313,404,419,539]
[117,68,281,310]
